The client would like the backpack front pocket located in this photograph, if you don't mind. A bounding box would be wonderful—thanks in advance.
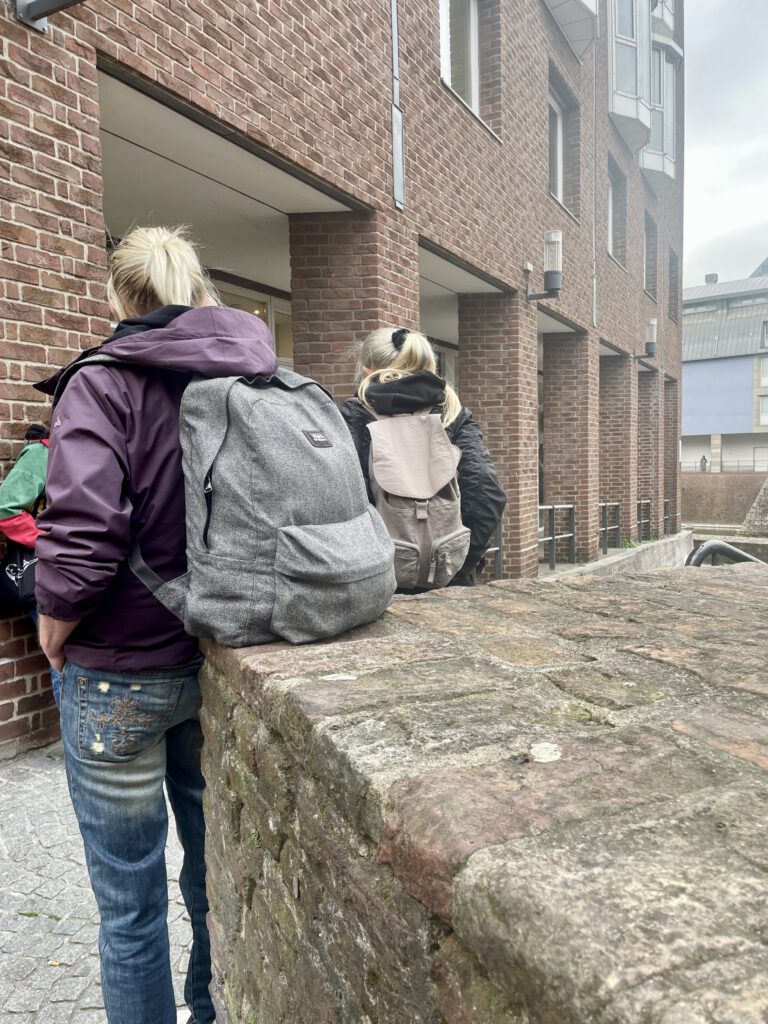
[271,508,396,643]
[393,540,421,589]
[428,526,472,587]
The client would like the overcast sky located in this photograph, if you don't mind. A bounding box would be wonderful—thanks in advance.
[683,0,768,286]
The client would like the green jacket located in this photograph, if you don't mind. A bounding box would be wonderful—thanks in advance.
[0,441,48,548]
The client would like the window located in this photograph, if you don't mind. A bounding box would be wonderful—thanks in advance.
[668,249,679,321]
[760,395,768,427]
[647,46,676,158]
[644,213,657,298]
[548,68,581,215]
[607,157,626,264]
[610,0,652,151]
[440,0,480,113]
[614,0,650,99]
[762,322,768,350]
[761,357,768,388]
[213,278,294,366]
[548,93,563,202]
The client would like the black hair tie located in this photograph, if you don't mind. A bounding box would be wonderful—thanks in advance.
[391,328,408,351]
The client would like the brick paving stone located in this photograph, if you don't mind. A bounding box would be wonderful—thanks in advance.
[0,742,193,1022]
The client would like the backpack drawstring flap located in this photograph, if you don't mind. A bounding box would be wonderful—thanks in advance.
[367,413,461,499]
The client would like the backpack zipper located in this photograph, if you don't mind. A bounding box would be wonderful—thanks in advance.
[203,472,213,548]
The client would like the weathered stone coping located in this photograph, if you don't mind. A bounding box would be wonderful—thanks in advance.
[200,564,768,1023]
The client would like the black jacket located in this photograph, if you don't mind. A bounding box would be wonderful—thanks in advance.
[339,372,506,576]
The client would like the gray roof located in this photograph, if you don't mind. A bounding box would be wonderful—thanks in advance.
[683,274,768,302]
[682,274,768,362]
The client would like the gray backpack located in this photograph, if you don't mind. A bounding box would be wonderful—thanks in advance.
[57,359,397,646]
[366,413,471,589]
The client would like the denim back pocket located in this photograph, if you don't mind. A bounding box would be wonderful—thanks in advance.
[75,672,184,763]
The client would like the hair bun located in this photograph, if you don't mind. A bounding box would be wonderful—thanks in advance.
[391,328,408,351]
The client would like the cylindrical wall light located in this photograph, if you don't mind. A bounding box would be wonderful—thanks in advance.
[526,230,563,302]
[543,230,563,295]
[645,317,658,357]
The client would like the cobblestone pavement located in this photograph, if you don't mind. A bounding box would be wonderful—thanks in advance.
[0,742,192,1023]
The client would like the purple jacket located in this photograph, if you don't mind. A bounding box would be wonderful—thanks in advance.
[34,305,278,671]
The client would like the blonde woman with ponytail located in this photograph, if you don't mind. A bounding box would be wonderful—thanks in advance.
[34,226,278,1024]
[341,327,506,586]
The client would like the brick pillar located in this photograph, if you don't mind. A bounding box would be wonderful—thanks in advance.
[458,293,538,578]
[637,371,666,538]
[0,10,108,757]
[664,379,681,533]
[288,211,420,401]
[599,354,638,543]
[542,332,600,563]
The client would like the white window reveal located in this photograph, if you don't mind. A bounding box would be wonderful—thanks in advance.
[761,356,768,388]
[761,395,768,427]
[440,0,480,114]
[548,93,564,203]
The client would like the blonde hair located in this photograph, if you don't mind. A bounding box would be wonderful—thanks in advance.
[107,226,218,321]
[356,327,461,427]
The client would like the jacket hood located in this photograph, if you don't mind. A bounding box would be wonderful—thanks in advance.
[35,305,279,395]
[362,370,446,416]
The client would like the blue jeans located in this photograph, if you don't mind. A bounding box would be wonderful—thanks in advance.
[59,659,214,1024]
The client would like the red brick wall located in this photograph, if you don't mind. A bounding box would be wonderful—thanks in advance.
[664,379,681,532]
[637,371,666,537]
[543,332,600,562]
[1,12,109,756]
[289,212,421,401]
[600,354,638,542]
[458,293,539,577]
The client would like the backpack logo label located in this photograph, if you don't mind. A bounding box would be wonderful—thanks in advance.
[303,430,332,448]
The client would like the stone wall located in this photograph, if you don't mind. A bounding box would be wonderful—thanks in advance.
[681,472,768,526]
[743,477,768,535]
[199,566,768,1024]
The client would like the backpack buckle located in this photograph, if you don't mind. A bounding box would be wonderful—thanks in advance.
[415,500,429,520]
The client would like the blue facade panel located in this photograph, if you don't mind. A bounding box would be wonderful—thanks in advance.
[682,356,754,435]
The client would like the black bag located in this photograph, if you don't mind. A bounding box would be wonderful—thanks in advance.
[0,540,38,609]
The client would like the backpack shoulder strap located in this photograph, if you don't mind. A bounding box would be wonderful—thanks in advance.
[52,353,129,406]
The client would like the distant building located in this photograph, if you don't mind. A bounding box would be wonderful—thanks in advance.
[681,263,768,473]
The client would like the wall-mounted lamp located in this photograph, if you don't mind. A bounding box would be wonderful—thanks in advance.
[525,230,563,302]
[635,318,658,360]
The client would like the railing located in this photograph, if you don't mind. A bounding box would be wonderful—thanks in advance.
[637,500,652,541]
[663,499,670,535]
[681,462,768,473]
[538,504,576,570]
[685,539,765,567]
[721,461,768,473]
[598,501,621,554]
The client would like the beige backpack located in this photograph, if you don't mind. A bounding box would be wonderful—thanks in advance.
[366,413,471,589]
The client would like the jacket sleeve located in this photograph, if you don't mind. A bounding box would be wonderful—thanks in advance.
[34,368,133,620]
[339,399,374,503]
[0,443,48,548]
[452,410,507,572]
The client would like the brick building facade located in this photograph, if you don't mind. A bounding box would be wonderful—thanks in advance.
[0,0,684,755]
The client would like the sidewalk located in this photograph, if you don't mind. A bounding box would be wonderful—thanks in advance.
[0,742,192,1023]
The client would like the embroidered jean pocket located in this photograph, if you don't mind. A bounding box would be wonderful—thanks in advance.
[76,675,183,763]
